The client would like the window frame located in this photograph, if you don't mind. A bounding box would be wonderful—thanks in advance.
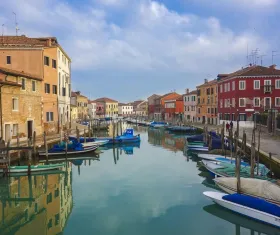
[254,80,260,90]
[254,97,260,107]
[239,80,246,90]
[275,79,280,89]
[44,56,50,66]
[12,124,19,137]
[52,59,57,69]
[6,55,11,64]
[275,97,280,107]
[12,97,19,111]
[232,81,235,91]
[32,80,36,92]
[45,83,50,94]
[52,85,57,94]
[21,78,26,91]
[239,98,246,107]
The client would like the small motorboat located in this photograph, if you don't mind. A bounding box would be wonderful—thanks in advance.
[214,177,280,204]
[203,191,280,228]
[38,145,98,157]
[95,128,140,144]
[82,140,109,147]
[0,163,65,175]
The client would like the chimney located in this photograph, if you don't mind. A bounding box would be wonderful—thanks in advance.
[204,79,208,84]
[185,88,189,94]
[47,38,52,47]
[269,64,276,70]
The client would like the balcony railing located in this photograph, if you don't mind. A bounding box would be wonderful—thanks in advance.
[263,85,274,94]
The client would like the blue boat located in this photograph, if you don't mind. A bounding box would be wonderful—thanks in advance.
[98,129,140,144]
[167,126,197,133]
[149,121,168,128]
[187,131,220,142]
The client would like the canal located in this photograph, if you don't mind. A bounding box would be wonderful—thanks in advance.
[1,126,279,235]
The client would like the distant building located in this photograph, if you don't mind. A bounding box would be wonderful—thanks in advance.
[147,94,160,119]
[94,97,118,118]
[183,89,197,122]
[196,79,218,124]
[0,67,43,142]
[118,103,133,117]
[164,95,184,122]
[70,104,78,121]
[217,65,280,125]
[88,100,97,119]
[132,100,148,117]
[71,91,88,120]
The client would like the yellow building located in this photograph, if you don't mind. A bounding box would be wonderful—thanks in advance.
[70,104,78,121]
[0,67,43,142]
[0,166,73,234]
[94,97,118,118]
[71,91,88,120]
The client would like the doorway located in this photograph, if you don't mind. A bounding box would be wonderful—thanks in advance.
[27,121,33,139]
[5,124,10,141]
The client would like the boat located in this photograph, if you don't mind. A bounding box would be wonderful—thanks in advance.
[197,154,249,167]
[167,126,197,133]
[204,204,280,235]
[149,121,168,128]
[186,131,220,142]
[81,140,109,147]
[203,191,280,228]
[188,146,209,152]
[214,177,280,205]
[95,128,140,144]
[201,160,270,179]
[38,145,98,157]
[0,163,65,174]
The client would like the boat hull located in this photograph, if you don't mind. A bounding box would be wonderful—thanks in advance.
[38,145,98,157]
[203,191,280,228]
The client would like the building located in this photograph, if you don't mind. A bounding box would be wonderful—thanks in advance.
[88,100,97,119]
[196,79,218,124]
[147,94,160,119]
[95,102,105,118]
[94,97,118,118]
[0,67,43,142]
[70,104,78,121]
[132,100,148,117]
[164,95,184,122]
[0,35,71,133]
[71,91,88,120]
[154,92,180,120]
[183,89,197,122]
[217,65,280,124]
[118,103,133,117]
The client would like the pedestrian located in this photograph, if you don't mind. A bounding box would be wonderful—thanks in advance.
[230,120,233,130]
[226,122,230,132]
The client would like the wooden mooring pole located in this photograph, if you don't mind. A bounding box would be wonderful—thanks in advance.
[43,132,49,164]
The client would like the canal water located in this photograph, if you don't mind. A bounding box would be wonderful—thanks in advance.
[1,126,279,235]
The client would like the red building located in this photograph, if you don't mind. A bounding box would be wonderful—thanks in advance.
[164,95,184,121]
[217,65,280,122]
[148,94,160,119]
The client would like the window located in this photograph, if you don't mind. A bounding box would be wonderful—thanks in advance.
[6,56,11,64]
[12,124,18,136]
[62,87,66,96]
[239,81,246,90]
[232,81,235,91]
[276,97,280,107]
[21,78,26,90]
[220,84,223,93]
[45,83,50,93]
[46,112,54,122]
[264,80,272,92]
[32,81,36,91]
[254,97,260,107]
[48,219,53,229]
[220,99,223,108]
[239,98,246,107]
[224,99,227,108]
[58,50,61,59]
[207,108,210,114]
[12,98,19,111]
[254,80,260,89]
[224,83,227,92]
[276,80,280,89]
[232,98,235,107]
[55,188,59,198]
[52,59,57,68]
[227,83,230,92]
[55,213,60,226]
[53,85,57,94]
[44,56,49,66]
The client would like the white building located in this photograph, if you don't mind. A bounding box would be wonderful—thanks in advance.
[118,103,133,117]
[88,101,97,119]
[183,89,197,123]
[57,48,71,128]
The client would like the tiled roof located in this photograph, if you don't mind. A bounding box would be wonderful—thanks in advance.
[189,90,197,95]
[164,94,182,102]
[0,35,48,47]
[197,79,217,88]
[0,67,42,81]
[94,97,118,103]
[160,92,179,99]
[218,65,280,81]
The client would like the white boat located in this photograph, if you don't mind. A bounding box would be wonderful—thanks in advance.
[198,154,249,167]
[214,177,280,205]
[203,191,280,228]
[82,140,109,148]
[201,160,226,176]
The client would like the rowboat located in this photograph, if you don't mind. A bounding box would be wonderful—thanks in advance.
[203,191,280,228]
[214,177,280,205]
[38,145,98,157]
[0,163,65,174]
[197,154,249,167]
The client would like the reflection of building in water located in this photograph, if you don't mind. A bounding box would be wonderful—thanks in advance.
[0,164,73,234]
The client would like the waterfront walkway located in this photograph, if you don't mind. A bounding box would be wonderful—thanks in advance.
[192,123,280,163]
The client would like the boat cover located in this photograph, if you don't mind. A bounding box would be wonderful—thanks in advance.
[216,177,280,203]
[222,193,280,217]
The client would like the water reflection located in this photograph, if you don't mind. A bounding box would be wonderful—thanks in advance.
[0,165,73,234]
[204,204,280,235]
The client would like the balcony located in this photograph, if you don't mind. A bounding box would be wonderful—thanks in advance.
[263,85,274,94]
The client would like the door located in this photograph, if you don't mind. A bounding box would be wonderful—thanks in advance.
[27,121,33,139]
[265,97,271,110]
[5,124,10,141]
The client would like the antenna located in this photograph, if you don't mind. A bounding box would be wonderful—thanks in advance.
[12,12,19,36]
[246,43,249,66]
[1,24,4,37]
[259,54,266,66]
[272,51,278,65]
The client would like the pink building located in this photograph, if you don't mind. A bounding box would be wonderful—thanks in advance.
[183,89,197,122]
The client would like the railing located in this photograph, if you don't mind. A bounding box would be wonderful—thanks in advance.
[263,85,273,93]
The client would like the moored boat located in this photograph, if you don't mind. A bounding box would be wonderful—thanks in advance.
[0,163,65,174]
[197,154,249,167]
[38,145,98,157]
[203,191,280,228]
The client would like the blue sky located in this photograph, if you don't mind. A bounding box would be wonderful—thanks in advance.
[1,0,280,102]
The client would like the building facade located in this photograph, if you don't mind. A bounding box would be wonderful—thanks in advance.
[0,67,43,142]
[183,89,197,122]
[118,103,133,117]
[88,100,97,119]
[70,104,78,121]
[94,97,118,118]
[217,65,280,123]
[164,95,184,122]
[196,79,218,124]
[71,91,88,120]
[148,94,160,119]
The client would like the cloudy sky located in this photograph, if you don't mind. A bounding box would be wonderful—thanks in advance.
[1,0,280,102]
